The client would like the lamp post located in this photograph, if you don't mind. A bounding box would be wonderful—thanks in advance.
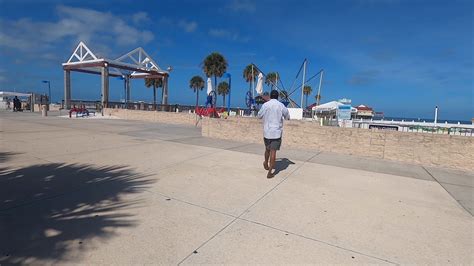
[161,66,172,107]
[42,80,51,104]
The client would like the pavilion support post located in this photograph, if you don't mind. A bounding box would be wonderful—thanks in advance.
[64,70,71,109]
[101,66,109,108]
[126,75,130,108]
[162,75,169,105]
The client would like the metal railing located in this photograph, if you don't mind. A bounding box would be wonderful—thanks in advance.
[65,99,250,115]
[351,120,473,137]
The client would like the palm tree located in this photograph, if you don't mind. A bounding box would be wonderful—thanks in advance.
[144,77,163,110]
[189,76,205,108]
[265,72,278,90]
[202,52,228,91]
[303,85,312,107]
[243,64,259,94]
[217,81,229,107]
[315,94,322,105]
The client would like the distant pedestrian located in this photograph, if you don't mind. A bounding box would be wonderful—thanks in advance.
[257,90,290,178]
[13,96,20,112]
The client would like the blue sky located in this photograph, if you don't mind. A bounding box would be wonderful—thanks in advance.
[0,0,472,120]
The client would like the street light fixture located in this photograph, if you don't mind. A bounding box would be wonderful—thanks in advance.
[41,80,51,104]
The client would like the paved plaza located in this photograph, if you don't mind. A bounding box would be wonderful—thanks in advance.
[1,111,473,264]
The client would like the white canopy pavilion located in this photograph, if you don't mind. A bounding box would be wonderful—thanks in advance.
[62,41,169,109]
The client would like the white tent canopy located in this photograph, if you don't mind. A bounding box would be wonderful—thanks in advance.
[312,101,357,112]
[255,72,264,95]
[0,91,32,97]
[312,101,342,112]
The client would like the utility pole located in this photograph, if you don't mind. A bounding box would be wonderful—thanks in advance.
[316,70,324,106]
[300,59,307,108]
[42,80,51,103]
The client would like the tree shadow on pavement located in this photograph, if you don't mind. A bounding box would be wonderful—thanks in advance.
[0,152,19,163]
[274,158,296,176]
[0,154,153,264]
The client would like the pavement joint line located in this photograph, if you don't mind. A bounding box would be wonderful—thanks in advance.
[145,170,397,264]
[236,217,399,265]
[438,181,474,189]
[178,152,309,265]
[5,116,473,262]
[167,136,213,143]
[177,218,238,265]
[422,166,472,216]
[155,135,204,142]
[147,190,237,219]
[165,138,266,155]
[305,158,438,183]
[148,186,397,265]
[226,142,257,150]
[167,145,397,265]
[166,136,254,151]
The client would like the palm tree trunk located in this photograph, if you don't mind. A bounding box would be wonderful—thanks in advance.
[196,89,199,109]
[305,94,308,108]
[153,84,156,110]
[214,76,217,107]
[223,95,226,107]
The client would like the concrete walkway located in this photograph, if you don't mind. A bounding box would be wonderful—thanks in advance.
[1,111,472,265]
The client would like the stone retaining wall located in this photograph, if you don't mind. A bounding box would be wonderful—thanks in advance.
[202,117,474,171]
[103,108,199,126]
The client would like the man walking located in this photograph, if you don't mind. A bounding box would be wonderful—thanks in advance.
[13,96,20,112]
[257,90,290,178]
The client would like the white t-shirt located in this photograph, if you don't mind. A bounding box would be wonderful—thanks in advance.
[257,99,290,139]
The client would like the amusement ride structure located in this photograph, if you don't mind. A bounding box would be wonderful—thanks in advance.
[246,59,324,111]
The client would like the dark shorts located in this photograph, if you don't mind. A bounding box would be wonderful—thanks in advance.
[264,137,282,151]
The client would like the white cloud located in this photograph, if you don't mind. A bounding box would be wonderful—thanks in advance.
[0,5,154,61]
[159,17,197,33]
[132,11,150,24]
[178,20,198,33]
[227,0,256,13]
[208,28,249,42]
[57,5,153,46]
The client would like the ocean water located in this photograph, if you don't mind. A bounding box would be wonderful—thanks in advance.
[372,117,472,125]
